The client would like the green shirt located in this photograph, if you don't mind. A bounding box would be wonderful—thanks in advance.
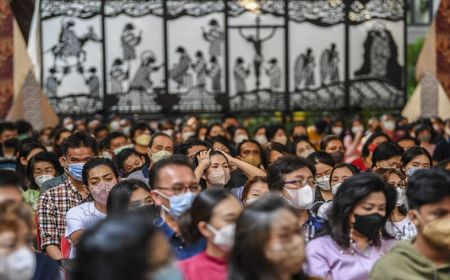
[370,240,450,280]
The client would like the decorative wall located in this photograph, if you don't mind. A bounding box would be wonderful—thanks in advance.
[39,0,406,115]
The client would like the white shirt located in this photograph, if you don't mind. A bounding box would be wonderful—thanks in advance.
[65,201,106,258]
[385,216,417,240]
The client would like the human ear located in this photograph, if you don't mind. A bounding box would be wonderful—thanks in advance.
[198,221,214,239]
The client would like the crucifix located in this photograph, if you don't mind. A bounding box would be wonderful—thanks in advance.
[238,15,277,90]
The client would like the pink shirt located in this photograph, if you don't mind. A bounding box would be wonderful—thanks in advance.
[178,251,227,280]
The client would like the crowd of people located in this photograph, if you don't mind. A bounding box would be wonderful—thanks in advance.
[0,113,449,280]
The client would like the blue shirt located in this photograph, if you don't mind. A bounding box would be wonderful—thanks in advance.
[158,219,206,260]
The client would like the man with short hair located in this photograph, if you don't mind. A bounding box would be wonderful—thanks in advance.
[149,155,204,260]
[370,169,450,279]
[38,132,97,260]
[175,138,210,161]
[148,132,174,163]
[103,131,130,157]
[0,169,23,203]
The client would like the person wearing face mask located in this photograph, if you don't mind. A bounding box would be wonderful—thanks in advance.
[71,211,183,280]
[195,150,232,189]
[0,122,17,157]
[229,195,309,280]
[38,132,96,260]
[232,127,250,145]
[293,138,317,159]
[241,140,268,168]
[380,114,397,140]
[149,155,205,260]
[370,168,450,279]
[178,188,243,280]
[235,140,267,182]
[305,173,396,280]
[148,132,174,166]
[65,157,120,258]
[320,135,346,164]
[374,168,417,240]
[267,156,325,242]
[317,163,360,220]
[351,132,390,171]
[241,176,269,205]
[306,152,335,213]
[130,122,153,163]
[266,124,288,146]
[401,146,432,179]
[433,119,450,162]
[0,202,62,280]
[194,149,266,196]
[107,179,154,216]
[16,142,46,188]
[24,152,64,211]
[371,141,404,170]
[114,148,146,177]
[415,124,435,157]
[102,131,131,159]
[253,125,268,147]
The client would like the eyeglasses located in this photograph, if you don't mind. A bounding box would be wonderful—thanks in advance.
[284,178,315,188]
[156,183,202,195]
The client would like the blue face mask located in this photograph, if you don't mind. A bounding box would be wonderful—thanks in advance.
[406,167,420,177]
[157,191,196,218]
[67,162,85,182]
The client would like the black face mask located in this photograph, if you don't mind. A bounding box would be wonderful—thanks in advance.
[329,151,344,163]
[353,213,385,239]
[3,138,19,149]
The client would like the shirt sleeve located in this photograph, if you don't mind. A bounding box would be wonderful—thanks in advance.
[65,206,85,238]
[304,239,331,279]
[37,192,60,251]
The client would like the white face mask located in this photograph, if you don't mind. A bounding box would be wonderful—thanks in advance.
[245,197,259,205]
[234,135,249,144]
[162,129,174,137]
[284,185,314,209]
[299,149,314,159]
[254,135,268,146]
[316,176,331,191]
[64,123,74,131]
[0,246,36,280]
[273,135,288,145]
[150,150,172,163]
[182,131,195,142]
[383,120,396,131]
[207,167,231,187]
[113,144,134,155]
[206,223,236,252]
[331,182,342,196]
[102,151,113,160]
[351,126,364,135]
[396,187,407,206]
[110,121,121,131]
[34,174,55,188]
[331,127,343,135]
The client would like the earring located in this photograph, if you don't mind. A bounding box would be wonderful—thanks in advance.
[348,227,355,255]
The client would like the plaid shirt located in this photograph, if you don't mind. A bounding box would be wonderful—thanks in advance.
[38,178,92,251]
